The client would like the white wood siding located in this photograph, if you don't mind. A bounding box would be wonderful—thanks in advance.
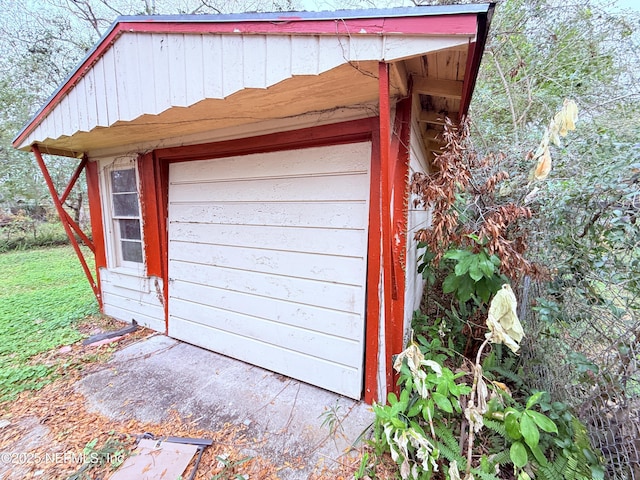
[18,32,470,149]
[100,269,165,333]
[403,118,432,341]
[167,142,371,399]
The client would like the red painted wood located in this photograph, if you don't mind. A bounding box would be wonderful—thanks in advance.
[155,117,375,162]
[460,8,491,115]
[13,13,477,149]
[379,62,399,397]
[122,15,477,36]
[363,124,382,405]
[85,159,107,273]
[32,145,101,306]
[152,153,171,335]
[460,41,477,118]
[60,156,88,204]
[61,209,94,253]
[137,153,163,279]
[390,97,412,379]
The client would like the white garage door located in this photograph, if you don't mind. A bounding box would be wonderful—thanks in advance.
[167,142,371,398]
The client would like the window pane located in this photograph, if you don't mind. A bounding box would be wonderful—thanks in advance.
[121,240,143,263]
[111,169,137,193]
[119,219,141,240]
[113,193,140,216]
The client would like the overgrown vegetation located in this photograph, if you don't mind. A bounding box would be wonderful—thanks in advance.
[362,101,609,479]
[0,212,70,252]
[0,245,98,402]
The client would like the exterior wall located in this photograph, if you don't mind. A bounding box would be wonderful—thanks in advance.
[403,112,432,345]
[100,270,165,332]
[96,155,165,333]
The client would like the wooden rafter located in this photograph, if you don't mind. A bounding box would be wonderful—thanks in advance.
[412,76,463,99]
[418,111,460,125]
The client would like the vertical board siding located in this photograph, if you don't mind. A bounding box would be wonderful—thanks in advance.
[404,121,431,325]
[84,70,98,130]
[168,33,188,107]
[243,35,267,89]
[152,33,172,113]
[103,47,119,126]
[349,36,384,62]
[93,59,109,127]
[167,142,371,399]
[265,36,292,86]
[291,35,320,75]
[184,34,206,105]
[21,31,468,148]
[118,33,142,121]
[317,36,345,72]
[221,35,244,97]
[137,34,157,115]
[202,34,223,98]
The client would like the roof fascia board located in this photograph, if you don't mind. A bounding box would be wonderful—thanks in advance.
[113,4,491,23]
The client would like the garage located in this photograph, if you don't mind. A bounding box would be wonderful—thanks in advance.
[15,5,495,402]
[166,142,371,399]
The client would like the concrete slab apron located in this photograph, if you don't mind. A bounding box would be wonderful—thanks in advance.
[76,335,374,479]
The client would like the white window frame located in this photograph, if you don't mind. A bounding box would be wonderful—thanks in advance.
[101,158,145,273]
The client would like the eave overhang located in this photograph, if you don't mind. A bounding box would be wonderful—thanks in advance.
[13,4,494,157]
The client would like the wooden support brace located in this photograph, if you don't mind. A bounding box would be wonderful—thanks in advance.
[31,145,101,307]
[60,156,88,204]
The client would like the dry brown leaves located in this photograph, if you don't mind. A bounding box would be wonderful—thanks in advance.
[411,117,541,280]
[0,316,380,480]
[0,317,284,480]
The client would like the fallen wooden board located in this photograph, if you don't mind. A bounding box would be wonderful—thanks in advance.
[108,438,198,480]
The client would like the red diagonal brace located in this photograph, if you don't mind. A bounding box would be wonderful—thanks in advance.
[32,145,101,307]
[60,156,88,204]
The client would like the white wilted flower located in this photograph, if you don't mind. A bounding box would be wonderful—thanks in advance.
[394,344,443,377]
[485,284,524,354]
[394,343,443,399]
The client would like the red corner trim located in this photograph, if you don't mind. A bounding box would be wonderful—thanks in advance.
[138,152,169,333]
[379,62,400,397]
[85,160,107,272]
[138,153,163,279]
[364,124,382,405]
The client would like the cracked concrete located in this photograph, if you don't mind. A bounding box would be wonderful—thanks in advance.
[76,334,374,479]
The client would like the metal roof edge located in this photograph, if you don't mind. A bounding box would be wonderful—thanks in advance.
[112,4,491,24]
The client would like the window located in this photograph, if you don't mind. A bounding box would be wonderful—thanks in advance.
[110,168,143,264]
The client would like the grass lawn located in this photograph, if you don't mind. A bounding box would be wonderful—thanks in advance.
[0,245,98,402]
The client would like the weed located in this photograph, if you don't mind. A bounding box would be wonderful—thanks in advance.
[211,454,252,480]
[66,434,132,480]
[319,399,345,437]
